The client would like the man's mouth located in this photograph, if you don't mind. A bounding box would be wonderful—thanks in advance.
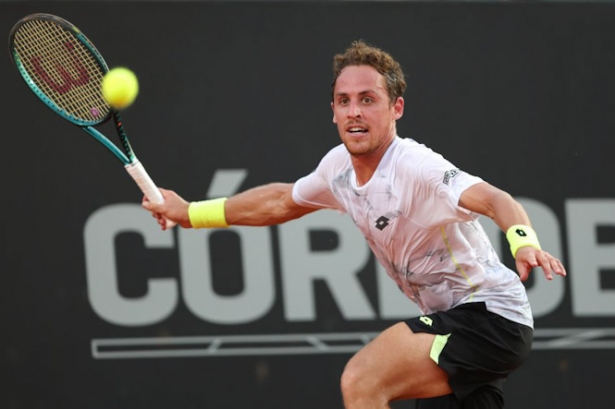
[347,126,368,135]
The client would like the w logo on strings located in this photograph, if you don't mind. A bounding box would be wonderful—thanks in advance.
[31,41,90,94]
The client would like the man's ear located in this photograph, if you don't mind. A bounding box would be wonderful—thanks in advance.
[393,97,404,120]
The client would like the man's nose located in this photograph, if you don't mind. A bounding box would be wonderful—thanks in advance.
[347,101,361,118]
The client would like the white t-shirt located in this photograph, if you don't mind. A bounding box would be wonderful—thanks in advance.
[292,136,533,328]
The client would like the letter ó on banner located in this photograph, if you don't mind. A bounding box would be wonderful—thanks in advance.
[178,226,276,324]
[174,168,275,324]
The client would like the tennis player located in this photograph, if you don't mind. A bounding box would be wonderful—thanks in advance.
[143,40,566,409]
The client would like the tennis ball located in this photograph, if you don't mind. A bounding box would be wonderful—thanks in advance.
[101,67,139,109]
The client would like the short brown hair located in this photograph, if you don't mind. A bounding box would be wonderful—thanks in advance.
[332,40,407,104]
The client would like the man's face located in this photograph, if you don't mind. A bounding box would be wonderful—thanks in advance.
[331,65,404,158]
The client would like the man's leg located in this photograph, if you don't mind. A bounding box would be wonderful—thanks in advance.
[341,322,452,409]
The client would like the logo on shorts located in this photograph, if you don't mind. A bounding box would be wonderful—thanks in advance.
[443,169,460,185]
[419,316,433,326]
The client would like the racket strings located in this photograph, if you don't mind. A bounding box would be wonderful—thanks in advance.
[13,19,110,123]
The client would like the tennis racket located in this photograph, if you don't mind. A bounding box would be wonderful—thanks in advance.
[9,13,175,228]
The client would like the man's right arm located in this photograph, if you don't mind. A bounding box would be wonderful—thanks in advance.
[225,182,317,226]
[143,182,317,230]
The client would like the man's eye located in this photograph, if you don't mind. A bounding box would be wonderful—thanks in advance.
[339,98,349,105]
[362,97,373,104]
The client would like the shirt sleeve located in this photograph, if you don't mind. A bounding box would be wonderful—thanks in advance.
[437,168,484,210]
[292,172,340,209]
[291,149,344,211]
[408,152,484,227]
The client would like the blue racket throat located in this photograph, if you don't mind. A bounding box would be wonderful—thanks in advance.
[82,126,130,165]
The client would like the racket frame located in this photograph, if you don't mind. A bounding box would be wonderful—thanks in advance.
[9,13,171,218]
[9,13,137,165]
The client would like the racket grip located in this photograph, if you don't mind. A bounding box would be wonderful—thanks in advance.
[125,160,177,228]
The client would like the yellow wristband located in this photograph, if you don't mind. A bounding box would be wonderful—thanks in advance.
[188,198,229,228]
[506,224,541,258]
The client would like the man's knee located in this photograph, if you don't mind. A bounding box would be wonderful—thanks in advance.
[340,357,387,406]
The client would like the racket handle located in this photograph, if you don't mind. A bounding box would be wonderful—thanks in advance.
[125,160,177,228]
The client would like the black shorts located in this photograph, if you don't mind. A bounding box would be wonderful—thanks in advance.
[405,302,533,402]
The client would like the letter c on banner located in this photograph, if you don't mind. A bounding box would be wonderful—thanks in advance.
[84,204,178,326]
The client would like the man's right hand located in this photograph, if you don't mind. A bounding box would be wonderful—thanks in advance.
[142,188,192,230]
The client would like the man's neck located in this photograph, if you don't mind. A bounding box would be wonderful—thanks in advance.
[351,136,396,186]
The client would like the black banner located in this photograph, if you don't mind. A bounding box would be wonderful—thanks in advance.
[1,2,614,408]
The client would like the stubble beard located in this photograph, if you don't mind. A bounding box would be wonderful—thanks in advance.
[343,138,374,158]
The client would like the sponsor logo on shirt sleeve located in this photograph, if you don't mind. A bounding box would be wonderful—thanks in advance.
[443,168,460,185]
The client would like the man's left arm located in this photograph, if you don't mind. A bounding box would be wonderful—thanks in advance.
[458,182,567,281]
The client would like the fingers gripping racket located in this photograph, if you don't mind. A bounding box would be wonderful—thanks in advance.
[9,13,175,228]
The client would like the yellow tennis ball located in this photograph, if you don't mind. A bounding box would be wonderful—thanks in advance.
[101,67,139,109]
